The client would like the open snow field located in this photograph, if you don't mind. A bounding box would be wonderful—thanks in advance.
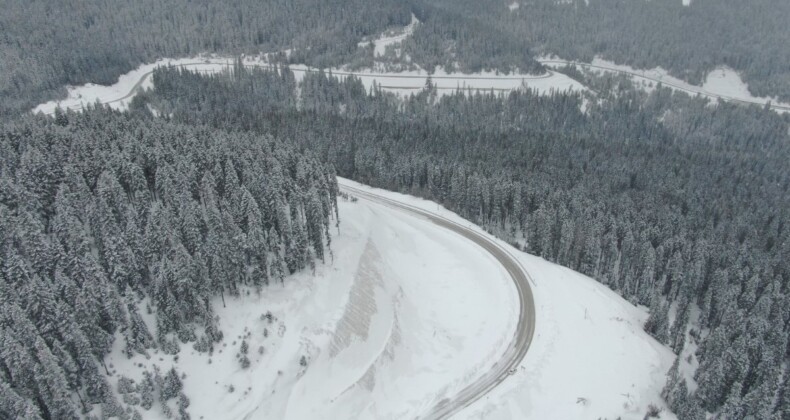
[540,57,790,113]
[32,55,586,116]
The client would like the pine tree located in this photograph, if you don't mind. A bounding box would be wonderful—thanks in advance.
[670,298,691,354]
[645,295,669,343]
[32,339,80,420]
[138,370,155,411]
[0,381,42,420]
[160,367,183,402]
[719,381,744,419]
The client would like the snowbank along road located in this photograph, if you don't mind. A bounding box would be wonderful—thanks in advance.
[339,184,536,419]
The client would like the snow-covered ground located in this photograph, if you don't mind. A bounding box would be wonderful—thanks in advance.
[105,178,518,420]
[33,55,586,115]
[540,56,790,112]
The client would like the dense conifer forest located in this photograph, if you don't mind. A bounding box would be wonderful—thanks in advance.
[404,0,790,100]
[0,108,337,419]
[133,64,790,419]
[0,0,411,119]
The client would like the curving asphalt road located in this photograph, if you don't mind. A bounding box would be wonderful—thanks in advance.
[538,59,790,112]
[339,183,536,420]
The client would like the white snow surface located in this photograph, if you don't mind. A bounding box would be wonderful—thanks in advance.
[508,2,520,11]
[33,55,586,115]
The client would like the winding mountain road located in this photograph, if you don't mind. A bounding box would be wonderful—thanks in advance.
[339,183,536,420]
[38,55,790,117]
[38,60,553,115]
[40,56,790,117]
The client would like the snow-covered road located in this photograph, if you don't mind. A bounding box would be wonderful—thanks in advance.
[100,177,675,420]
[338,183,536,419]
[338,181,677,420]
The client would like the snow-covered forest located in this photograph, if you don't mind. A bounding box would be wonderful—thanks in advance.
[3,0,789,119]
[0,109,337,419]
[401,0,790,100]
[0,0,412,119]
[2,0,790,418]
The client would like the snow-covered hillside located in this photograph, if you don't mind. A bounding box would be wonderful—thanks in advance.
[461,253,676,419]
[104,179,518,420]
[103,178,676,419]
[339,180,678,420]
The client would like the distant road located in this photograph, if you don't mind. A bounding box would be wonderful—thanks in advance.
[539,59,790,112]
[38,61,552,115]
[339,183,536,420]
[38,58,790,116]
